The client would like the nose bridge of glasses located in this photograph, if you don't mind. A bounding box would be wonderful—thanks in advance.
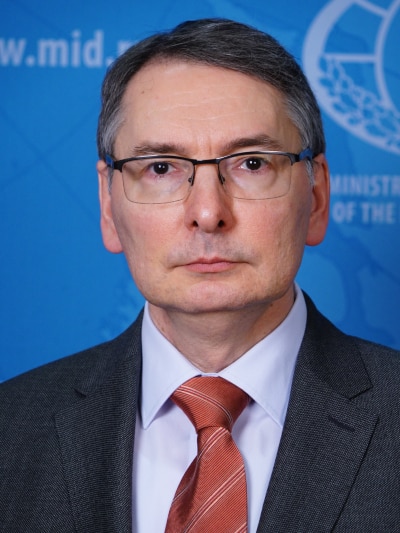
[191,157,225,185]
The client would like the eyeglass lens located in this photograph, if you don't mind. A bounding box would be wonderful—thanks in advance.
[120,153,294,204]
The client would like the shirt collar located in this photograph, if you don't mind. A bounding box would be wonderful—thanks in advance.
[140,283,306,429]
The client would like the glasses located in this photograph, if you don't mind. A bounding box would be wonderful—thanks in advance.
[105,148,314,204]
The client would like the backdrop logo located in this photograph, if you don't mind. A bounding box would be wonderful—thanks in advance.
[0,30,134,68]
[303,0,400,155]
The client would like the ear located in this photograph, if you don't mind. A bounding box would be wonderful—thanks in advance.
[306,153,330,246]
[97,159,123,254]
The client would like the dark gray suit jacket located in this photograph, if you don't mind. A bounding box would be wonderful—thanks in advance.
[1,294,400,532]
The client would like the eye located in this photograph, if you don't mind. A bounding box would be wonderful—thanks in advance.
[237,156,270,173]
[151,161,171,175]
[243,157,264,171]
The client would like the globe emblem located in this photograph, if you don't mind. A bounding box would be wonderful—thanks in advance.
[303,0,400,154]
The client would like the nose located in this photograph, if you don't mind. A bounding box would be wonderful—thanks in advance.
[183,164,235,233]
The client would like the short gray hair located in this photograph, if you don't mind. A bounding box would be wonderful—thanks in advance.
[97,18,326,169]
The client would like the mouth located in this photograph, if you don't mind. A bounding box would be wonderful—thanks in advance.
[183,258,238,273]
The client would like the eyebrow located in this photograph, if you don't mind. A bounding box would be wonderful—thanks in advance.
[128,135,284,158]
[129,143,188,157]
[223,135,283,153]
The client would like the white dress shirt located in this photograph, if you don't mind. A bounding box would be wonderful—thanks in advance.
[132,284,307,532]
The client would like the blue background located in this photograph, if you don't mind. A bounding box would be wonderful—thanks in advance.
[1,0,399,381]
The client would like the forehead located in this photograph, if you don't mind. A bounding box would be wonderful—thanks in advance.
[116,60,299,154]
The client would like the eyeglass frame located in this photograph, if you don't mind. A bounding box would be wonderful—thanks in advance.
[105,147,315,203]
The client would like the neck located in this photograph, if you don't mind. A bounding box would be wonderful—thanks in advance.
[148,289,295,372]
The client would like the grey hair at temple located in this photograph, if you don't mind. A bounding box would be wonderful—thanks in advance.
[97,18,326,171]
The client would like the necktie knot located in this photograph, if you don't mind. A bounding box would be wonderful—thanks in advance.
[171,376,249,433]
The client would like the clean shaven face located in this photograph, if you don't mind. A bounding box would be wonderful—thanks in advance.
[98,60,329,337]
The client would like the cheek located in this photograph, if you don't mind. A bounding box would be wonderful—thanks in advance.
[278,198,312,265]
[252,198,311,269]
[111,202,179,273]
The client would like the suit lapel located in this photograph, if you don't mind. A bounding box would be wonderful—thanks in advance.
[257,296,378,533]
[54,317,142,533]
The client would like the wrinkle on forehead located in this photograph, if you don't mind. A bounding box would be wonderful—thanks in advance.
[126,58,283,111]
[116,60,300,158]
[126,135,285,159]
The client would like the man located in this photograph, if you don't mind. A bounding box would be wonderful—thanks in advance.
[1,18,400,533]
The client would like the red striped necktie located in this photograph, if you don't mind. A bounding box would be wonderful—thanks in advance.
[165,376,250,533]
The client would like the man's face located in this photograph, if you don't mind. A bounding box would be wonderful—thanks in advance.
[98,60,329,330]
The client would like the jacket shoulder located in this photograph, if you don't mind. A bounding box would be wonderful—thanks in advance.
[303,292,400,397]
[0,313,143,420]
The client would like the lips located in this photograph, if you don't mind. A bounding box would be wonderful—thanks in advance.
[184,258,237,273]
